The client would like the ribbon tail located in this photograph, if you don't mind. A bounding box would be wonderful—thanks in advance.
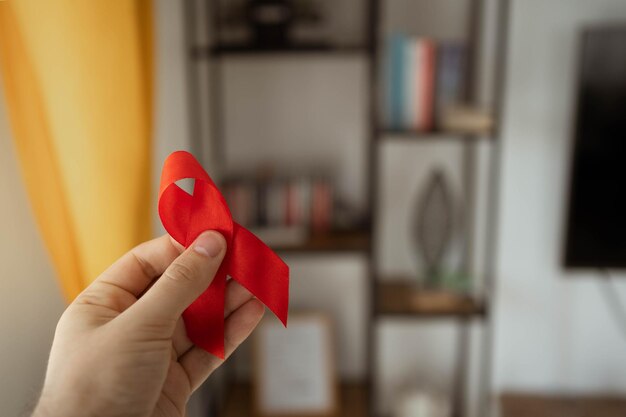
[229,223,289,326]
[182,265,227,359]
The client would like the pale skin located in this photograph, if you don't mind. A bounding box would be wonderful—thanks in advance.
[33,230,264,417]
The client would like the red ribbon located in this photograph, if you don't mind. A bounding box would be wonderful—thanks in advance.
[158,151,289,358]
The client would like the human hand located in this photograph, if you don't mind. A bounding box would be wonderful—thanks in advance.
[33,231,264,417]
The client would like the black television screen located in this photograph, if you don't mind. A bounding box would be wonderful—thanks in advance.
[564,26,626,268]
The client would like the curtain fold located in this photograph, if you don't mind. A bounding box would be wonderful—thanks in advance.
[0,0,153,300]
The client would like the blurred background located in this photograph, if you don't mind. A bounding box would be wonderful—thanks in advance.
[1,0,626,416]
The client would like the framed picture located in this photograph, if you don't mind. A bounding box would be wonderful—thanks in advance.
[253,313,338,417]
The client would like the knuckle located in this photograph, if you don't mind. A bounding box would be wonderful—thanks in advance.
[126,316,176,340]
[74,285,114,308]
[224,337,238,358]
[198,349,219,368]
[164,261,199,285]
[72,283,131,313]
[130,249,159,280]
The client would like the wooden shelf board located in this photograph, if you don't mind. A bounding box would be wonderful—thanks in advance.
[501,393,626,417]
[271,231,370,254]
[378,129,494,141]
[191,44,369,59]
[219,382,368,417]
[376,281,486,318]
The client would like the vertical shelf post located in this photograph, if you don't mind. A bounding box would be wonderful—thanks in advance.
[366,0,381,414]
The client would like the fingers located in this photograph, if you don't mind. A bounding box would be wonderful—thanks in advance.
[73,235,183,313]
[224,280,255,317]
[172,318,193,357]
[94,234,183,297]
[173,280,255,356]
[168,235,185,253]
[126,231,226,325]
[179,298,265,391]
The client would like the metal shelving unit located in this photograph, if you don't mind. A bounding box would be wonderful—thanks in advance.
[183,1,510,415]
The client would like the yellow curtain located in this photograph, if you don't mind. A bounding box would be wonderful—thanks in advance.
[0,1,153,301]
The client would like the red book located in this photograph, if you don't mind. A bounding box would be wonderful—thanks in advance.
[417,40,436,131]
[285,181,297,226]
[311,180,332,234]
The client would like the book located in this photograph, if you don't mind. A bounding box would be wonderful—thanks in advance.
[418,39,436,131]
[224,174,335,242]
[297,177,312,227]
[435,42,467,127]
[267,180,286,227]
[311,179,332,234]
[284,180,297,227]
[385,35,438,131]
[387,33,407,130]
[411,38,436,131]
[404,37,419,129]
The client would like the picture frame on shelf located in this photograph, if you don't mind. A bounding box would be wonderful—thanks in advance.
[253,313,338,417]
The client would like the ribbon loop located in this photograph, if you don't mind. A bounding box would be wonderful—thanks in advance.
[158,151,289,358]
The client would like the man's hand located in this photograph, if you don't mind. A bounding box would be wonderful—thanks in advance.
[33,231,264,417]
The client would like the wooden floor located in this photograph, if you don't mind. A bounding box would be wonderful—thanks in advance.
[219,382,368,417]
[501,393,626,417]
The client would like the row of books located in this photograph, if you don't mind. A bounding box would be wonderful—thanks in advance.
[384,34,467,132]
[222,176,334,240]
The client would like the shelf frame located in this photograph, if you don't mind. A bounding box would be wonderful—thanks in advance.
[378,129,494,141]
[191,44,370,59]
[182,0,512,416]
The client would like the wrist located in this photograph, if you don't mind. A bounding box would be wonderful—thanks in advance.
[32,398,57,417]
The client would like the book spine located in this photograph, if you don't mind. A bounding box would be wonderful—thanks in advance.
[311,179,332,234]
[321,181,332,233]
[223,175,335,235]
[311,181,320,234]
[284,181,295,227]
[413,38,425,131]
[299,177,312,227]
[388,33,406,130]
[230,182,247,228]
[404,37,418,130]
[267,180,285,227]
[448,44,466,104]
[243,181,256,228]
[420,39,436,131]
[255,181,268,227]
[436,43,466,125]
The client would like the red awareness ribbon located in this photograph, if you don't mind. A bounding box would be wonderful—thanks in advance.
[158,151,289,358]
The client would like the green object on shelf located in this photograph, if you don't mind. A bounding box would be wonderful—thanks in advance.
[422,268,472,293]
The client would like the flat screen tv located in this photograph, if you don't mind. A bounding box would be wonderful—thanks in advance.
[564,25,626,268]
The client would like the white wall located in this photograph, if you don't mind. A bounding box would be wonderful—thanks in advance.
[221,55,369,213]
[153,0,192,233]
[493,0,626,396]
[0,83,66,417]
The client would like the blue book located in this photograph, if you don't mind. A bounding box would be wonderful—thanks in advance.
[387,33,407,130]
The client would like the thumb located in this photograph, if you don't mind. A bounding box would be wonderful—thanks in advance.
[127,230,226,325]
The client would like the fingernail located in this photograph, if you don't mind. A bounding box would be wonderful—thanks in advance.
[193,231,224,258]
